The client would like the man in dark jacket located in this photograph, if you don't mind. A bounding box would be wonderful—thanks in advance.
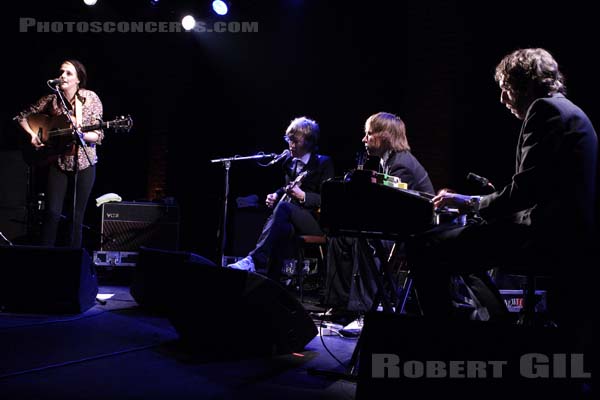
[409,48,597,329]
[228,117,334,282]
[325,112,434,319]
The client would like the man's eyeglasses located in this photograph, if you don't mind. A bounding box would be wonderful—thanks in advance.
[284,135,304,145]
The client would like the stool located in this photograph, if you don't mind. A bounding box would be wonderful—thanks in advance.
[295,235,327,303]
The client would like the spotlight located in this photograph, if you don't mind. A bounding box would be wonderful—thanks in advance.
[212,0,229,16]
[181,15,196,31]
[83,0,98,5]
[150,0,159,5]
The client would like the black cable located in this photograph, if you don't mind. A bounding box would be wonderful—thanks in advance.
[0,304,137,332]
[0,231,14,246]
[0,342,161,380]
[314,239,359,371]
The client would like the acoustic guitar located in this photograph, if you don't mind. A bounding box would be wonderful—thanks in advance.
[279,170,309,204]
[25,113,133,161]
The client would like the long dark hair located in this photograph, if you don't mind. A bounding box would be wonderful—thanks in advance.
[63,59,88,89]
[494,48,566,97]
[365,112,411,152]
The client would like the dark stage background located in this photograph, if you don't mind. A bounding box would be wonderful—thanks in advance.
[1,0,597,262]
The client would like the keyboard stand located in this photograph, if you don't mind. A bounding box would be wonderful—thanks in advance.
[309,234,415,380]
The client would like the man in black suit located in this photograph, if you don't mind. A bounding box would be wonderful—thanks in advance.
[362,113,435,194]
[409,48,598,328]
[325,112,435,319]
[228,117,334,282]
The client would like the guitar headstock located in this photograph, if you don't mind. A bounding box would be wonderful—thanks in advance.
[284,170,309,193]
[109,115,133,133]
[293,170,308,184]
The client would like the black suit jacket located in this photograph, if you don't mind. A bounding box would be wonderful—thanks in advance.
[384,150,435,194]
[481,93,598,244]
[277,153,335,210]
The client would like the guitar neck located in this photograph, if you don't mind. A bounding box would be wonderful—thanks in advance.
[81,123,104,132]
[278,171,308,204]
[48,122,105,138]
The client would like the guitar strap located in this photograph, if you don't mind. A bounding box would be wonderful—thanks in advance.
[74,95,83,128]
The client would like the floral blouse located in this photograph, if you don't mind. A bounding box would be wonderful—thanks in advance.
[16,88,104,171]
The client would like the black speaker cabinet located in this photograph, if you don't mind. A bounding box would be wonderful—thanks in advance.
[100,202,179,251]
[228,207,270,257]
[130,246,218,310]
[132,247,318,359]
[0,245,98,313]
[0,150,29,242]
[0,150,28,208]
[0,206,28,242]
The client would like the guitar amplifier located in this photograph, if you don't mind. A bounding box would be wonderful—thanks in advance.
[100,201,180,251]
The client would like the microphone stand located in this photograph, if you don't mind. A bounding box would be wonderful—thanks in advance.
[0,231,14,246]
[52,85,107,307]
[57,214,116,246]
[53,85,95,248]
[210,152,277,267]
[54,83,106,306]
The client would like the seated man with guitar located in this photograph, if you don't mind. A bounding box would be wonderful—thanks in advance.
[228,117,335,282]
[15,59,106,248]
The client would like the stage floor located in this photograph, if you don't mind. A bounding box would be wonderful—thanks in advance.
[0,277,359,400]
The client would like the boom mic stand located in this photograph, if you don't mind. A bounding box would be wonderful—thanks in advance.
[53,84,106,306]
[210,152,279,267]
[52,83,94,248]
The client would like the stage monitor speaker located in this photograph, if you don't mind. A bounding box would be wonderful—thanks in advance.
[0,245,98,313]
[100,202,180,251]
[131,247,318,358]
[356,312,586,399]
[130,246,218,310]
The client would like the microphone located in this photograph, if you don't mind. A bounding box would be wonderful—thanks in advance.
[47,78,62,86]
[267,149,290,166]
[467,172,496,191]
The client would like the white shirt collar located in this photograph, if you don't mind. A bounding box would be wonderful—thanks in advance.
[294,152,311,166]
[379,150,392,172]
